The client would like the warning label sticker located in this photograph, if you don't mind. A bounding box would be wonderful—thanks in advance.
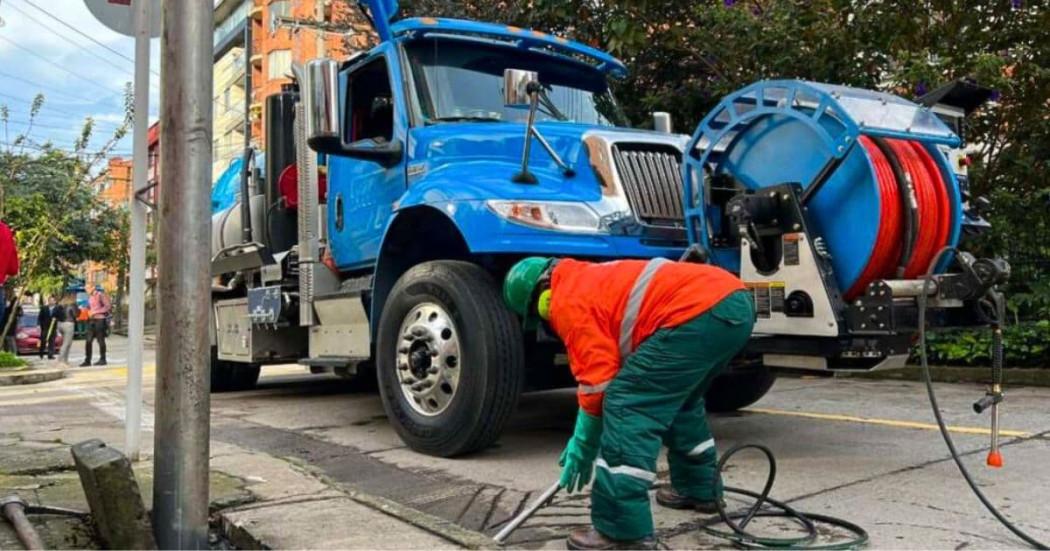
[746,281,786,318]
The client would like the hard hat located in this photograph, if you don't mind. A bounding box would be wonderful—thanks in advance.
[503,257,554,330]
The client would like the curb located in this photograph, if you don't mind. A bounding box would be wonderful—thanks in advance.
[214,460,497,550]
[343,486,498,549]
[836,365,1050,387]
[216,488,498,550]
[0,367,66,386]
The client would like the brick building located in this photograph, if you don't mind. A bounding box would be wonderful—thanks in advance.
[83,157,133,290]
[214,0,375,160]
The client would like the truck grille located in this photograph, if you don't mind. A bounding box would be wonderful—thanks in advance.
[611,143,685,226]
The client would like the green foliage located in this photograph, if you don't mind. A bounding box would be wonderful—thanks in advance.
[0,93,132,339]
[398,0,1049,365]
[917,321,1050,368]
[0,351,27,369]
[1,150,126,294]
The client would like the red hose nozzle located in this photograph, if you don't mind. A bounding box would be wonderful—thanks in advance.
[986,450,1003,468]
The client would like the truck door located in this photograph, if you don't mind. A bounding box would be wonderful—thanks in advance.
[327,53,404,269]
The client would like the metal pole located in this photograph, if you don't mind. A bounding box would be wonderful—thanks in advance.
[124,0,151,463]
[0,496,45,551]
[243,21,252,162]
[237,21,254,243]
[493,481,561,544]
[153,1,213,548]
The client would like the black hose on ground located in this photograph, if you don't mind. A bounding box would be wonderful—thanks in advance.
[700,444,869,549]
[917,247,1048,550]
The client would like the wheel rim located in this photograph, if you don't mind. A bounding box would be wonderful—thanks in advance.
[395,302,461,416]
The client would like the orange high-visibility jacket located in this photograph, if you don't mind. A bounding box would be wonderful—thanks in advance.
[548,258,745,416]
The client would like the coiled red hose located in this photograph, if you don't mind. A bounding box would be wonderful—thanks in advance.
[846,137,951,298]
[848,136,903,299]
[907,141,952,277]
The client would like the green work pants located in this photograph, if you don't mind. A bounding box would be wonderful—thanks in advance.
[591,290,755,541]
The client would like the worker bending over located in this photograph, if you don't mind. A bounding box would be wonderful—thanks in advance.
[504,257,755,550]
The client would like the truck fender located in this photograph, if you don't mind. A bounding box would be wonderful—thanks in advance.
[370,205,471,339]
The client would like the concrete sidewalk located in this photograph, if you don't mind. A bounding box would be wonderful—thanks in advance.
[0,366,484,550]
[0,436,477,549]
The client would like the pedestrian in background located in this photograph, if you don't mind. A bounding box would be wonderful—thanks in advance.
[81,284,111,366]
[0,220,18,339]
[55,295,77,365]
[38,296,56,359]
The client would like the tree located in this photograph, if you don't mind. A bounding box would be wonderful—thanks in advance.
[0,89,132,340]
[396,0,1049,322]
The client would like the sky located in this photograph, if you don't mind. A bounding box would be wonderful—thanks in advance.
[0,0,163,158]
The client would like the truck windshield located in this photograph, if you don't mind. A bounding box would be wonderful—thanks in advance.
[405,38,628,127]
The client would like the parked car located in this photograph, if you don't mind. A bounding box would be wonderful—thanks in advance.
[14,308,64,356]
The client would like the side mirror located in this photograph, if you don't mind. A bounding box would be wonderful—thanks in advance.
[300,58,401,166]
[340,138,402,168]
[504,68,540,107]
[301,58,341,148]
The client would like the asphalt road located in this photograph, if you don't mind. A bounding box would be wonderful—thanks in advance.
[3,345,1048,549]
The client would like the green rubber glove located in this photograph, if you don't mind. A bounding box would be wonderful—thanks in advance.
[558,409,603,493]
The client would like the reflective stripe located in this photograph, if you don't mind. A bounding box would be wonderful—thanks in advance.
[618,257,671,359]
[595,457,657,483]
[579,381,610,394]
[687,438,715,457]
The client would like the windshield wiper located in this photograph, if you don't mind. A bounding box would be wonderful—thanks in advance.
[427,115,502,124]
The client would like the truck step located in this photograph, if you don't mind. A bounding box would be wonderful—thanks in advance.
[299,356,365,369]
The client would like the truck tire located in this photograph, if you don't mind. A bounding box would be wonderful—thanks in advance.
[210,346,261,392]
[704,364,776,412]
[376,261,524,457]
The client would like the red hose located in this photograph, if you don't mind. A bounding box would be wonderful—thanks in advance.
[886,139,950,279]
[847,136,903,299]
[846,137,951,298]
[910,141,952,272]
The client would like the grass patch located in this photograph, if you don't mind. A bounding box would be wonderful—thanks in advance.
[0,351,28,370]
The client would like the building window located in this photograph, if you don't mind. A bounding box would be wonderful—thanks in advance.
[267,49,292,80]
[268,0,291,34]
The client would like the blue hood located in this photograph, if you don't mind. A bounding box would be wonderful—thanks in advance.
[408,121,672,201]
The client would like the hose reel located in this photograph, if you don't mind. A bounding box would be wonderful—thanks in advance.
[683,80,963,299]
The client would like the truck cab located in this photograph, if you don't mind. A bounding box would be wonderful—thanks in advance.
[211,12,695,457]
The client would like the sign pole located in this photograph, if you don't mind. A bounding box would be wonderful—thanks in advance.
[153,0,213,547]
[124,0,150,463]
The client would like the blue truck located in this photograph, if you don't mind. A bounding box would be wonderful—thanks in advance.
[209,1,1003,456]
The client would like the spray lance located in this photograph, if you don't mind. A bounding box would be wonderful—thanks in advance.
[918,249,1049,549]
[971,287,1007,468]
[934,253,1010,467]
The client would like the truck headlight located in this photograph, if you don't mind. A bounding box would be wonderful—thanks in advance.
[16,332,28,340]
[486,200,604,234]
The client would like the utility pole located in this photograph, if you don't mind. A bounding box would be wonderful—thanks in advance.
[124,0,150,463]
[152,0,213,548]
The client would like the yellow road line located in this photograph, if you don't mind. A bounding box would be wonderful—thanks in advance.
[0,393,92,407]
[744,407,1031,438]
[0,377,115,394]
[0,378,130,398]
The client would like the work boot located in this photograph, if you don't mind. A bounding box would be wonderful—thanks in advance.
[79,360,91,367]
[566,528,656,550]
[94,359,107,366]
[655,487,724,514]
